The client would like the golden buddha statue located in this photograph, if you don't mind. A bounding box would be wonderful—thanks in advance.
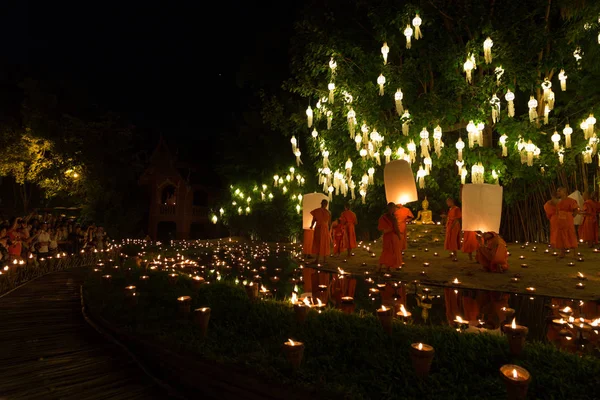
[414,197,434,225]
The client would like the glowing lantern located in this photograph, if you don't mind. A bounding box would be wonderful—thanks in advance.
[583,147,593,164]
[302,193,329,254]
[455,138,465,161]
[381,42,389,64]
[328,82,335,104]
[462,184,503,233]
[551,131,561,151]
[291,136,297,153]
[558,69,567,91]
[463,54,475,84]
[419,128,430,157]
[294,149,302,166]
[542,78,553,110]
[491,169,499,184]
[544,104,550,125]
[394,89,404,115]
[412,14,422,39]
[327,185,334,201]
[347,109,356,138]
[495,66,504,86]
[483,37,493,64]
[456,160,464,175]
[377,74,386,96]
[404,25,413,49]
[367,167,375,184]
[586,114,596,139]
[359,148,367,158]
[433,125,443,157]
[416,165,427,189]
[274,175,279,187]
[423,156,432,174]
[211,215,218,224]
[563,124,573,148]
[574,47,583,62]
[407,140,417,163]
[345,158,353,179]
[355,134,362,150]
[466,121,477,148]
[384,160,418,204]
[505,90,515,118]
[471,162,484,184]
[528,97,538,122]
[311,128,318,138]
[329,57,337,73]
[306,106,313,128]
[359,186,367,204]
[490,94,501,124]
[558,148,565,164]
[322,151,330,168]
[460,167,467,184]
[525,141,536,166]
[499,134,508,157]
[326,110,333,129]
[401,110,411,136]
[383,147,392,164]
[219,208,225,215]
[374,151,381,166]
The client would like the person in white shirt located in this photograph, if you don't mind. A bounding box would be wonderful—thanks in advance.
[36,223,51,256]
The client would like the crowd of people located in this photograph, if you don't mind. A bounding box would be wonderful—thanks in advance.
[0,211,108,263]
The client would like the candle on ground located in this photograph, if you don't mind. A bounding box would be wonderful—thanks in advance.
[410,343,435,378]
[453,316,469,330]
[283,339,305,370]
[500,365,531,400]
[396,304,412,322]
[503,318,529,356]
[168,273,178,285]
[192,275,205,290]
[194,307,211,338]
[245,282,258,300]
[340,296,355,314]
[102,274,112,288]
[377,305,393,334]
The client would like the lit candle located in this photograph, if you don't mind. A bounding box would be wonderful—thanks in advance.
[577,257,584,262]
[396,304,412,322]
[519,255,525,260]
[245,282,258,300]
[576,282,585,289]
[423,262,430,267]
[340,296,355,314]
[168,273,178,286]
[177,295,192,316]
[283,339,305,370]
[377,305,393,334]
[500,365,531,400]
[500,307,515,321]
[453,315,469,330]
[510,277,520,283]
[558,306,573,319]
[194,307,211,338]
[567,261,575,266]
[520,264,528,268]
[525,287,535,293]
[503,318,528,356]
[576,272,586,280]
[420,270,427,276]
[102,274,112,288]
[451,277,461,286]
[433,252,439,257]
[409,343,435,378]
[139,275,149,281]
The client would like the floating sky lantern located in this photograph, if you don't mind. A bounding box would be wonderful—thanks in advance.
[462,183,503,233]
[384,159,418,204]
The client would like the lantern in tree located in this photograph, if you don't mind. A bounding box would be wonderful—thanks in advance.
[359,148,367,158]
[456,160,464,175]
[563,124,573,148]
[355,135,362,150]
[407,140,417,163]
[483,37,493,64]
[367,167,375,184]
[580,119,589,139]
[311,128,318,138]
[401,110,411,136]
[404,25,413,49]
[455,138,465,161]
[495,66,504,86]
[528,97,538,122]
[463,54,476,84]
[291,136,297,153]
[471,163,485,184]
[384,160,418,204]
[462,184,503,233]
[374,151,381,166]
[381,42,389,65]
[466,120,477,148]
[345,158,353,179]
[328,82,335,103]
[359,186,367,204]
[499,134,508,157]
[294,149,302,166]
[306,106,313,128]
[416,166,426,189]
[412,14,422,39]
[423,156,432,174]
[558,148,565,164]
[544,104,550,125]
[322,150,330,168]
[583,147,593,164]
[558,69,567,91]
[433,125,443,157]
[490,94,501,123]
[541,79,554,111]
[384,147,392,164]
[343,91,353,103]
[491,169,499,184]
[460,167,468,185]
[347,109,356,138]
[419,128,430,157]
[586,114,596,139]
[377,74,386,96]
[505,90,515,118]
[329,57,337,73]
[590,136,598,156]
[394,89,404,115]
[325,110,332,129]
[525,141,536,166]
[349,180,356,200]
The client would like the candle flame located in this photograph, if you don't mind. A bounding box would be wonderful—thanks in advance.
[303,297,311,307]
[291,292,298,304]
[418,343,423,350]
[260,285,267,292]
[381,305,387,311]
[511,318,516,329]
[578,272,584,278]
[562,306,572,313]
[591,318,599,327]
[317,298,323,306]
[452,278,459,284]
[400,304,409,317]
[512,369,518,379]
[288,339,295,346]
[569,316,575,323]
[456,316,464,323]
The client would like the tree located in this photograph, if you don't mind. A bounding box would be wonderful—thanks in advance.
[262,0,600,241]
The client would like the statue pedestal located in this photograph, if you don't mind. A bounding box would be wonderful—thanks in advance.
[405,224,444,248]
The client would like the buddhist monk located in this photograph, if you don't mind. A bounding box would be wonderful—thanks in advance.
[330,218,347,256]
[310,199,331,264]
[578,192,598,247]
[341,203,358,256]
[378,203,403,272]
[554,187,579,258]
[462,231,480,261]
[544,192,559,249]
[444,198,461,261]
[476,232,509,273]
[394,203,414,251]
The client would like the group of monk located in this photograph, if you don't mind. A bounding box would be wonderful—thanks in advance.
[309,201,358,264]
[544,188,600,257]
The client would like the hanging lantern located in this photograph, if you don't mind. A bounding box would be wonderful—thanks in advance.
[401,110,411,136]
[407,140,417,163]
[505,90,515,118]
[590,136,598,156]
[455,160,464,175]
[294,149,302,166]
[383,147,392,164]
[327,185,334,201]
[343,91,353,103]
[490,94,501,124]
[583,147,593,164]
[322,150,330,168]
[483,37,493,64]
[563,124,573,148]
[495,66,504,86]
[311,128,318,138]
[463,54,476,84]
[586,114,596,139]
[291,136,297,153]
[462,184,503,233]
[466,120,477,148]
[377,74,386,96]
[558,148,564,164]
[544,104,550,125]
[347,109,356,138]
[306,106,313,128]
[361,123,369,143]
[397,146,405,159]
[374,151,381,166]
[416,165,426,189]
[419,128,430,157]
[361,173,368,187]
[326,110,333,130]
[528,97,538,122]
[499,134,508,157]
[328,82,335,104]
[541,78,554,110]
[491,169,499,184]
[359,186,367,204]
[477,122,485,146]
[349,180,356,200]
[423,156,432,174]
[455,138,465,161]
[274,175,279,187]
[471,162,485,184]
[525,141,536,166]
[355,135,362,151]
[329,57,337,73]
[359,148,367,158]
[367,167,375,184]
[433,125,443,157]
[394,89,404,115]
[412,14,422,39]
[345,158,353,180]
[404,25,413,49]
[580,119,589,140]
[460,167,468,185]
[558,69,567,91]
[381,42,389,65]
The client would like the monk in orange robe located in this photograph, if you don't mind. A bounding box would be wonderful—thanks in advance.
[378,203,403,272]
[394,204,414,251]
[544,192,559,249]
[310,199,331,264]
[476,232,509,273]
[341,204,358,256]
[444,198,461,261]
[555,187,579,257]
[578,192,598,247]
[330,218,347,256]
[462,231,480,261]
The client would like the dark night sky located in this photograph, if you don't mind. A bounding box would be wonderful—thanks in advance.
[3,0,297,163]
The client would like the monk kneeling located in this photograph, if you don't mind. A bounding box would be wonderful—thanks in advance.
[476,232,509,273]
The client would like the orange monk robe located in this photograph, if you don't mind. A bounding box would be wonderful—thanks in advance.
[578,200,598,244]
[332,222,347,254]
[311,208,331,256]
[556,198,579,249]
[462,231,480,253]
[444,206,462,251]
[544,201,558,247]
[341,210,358,249]
[378,214,403,269]
[394,206,414,250]
[476,232,509,273]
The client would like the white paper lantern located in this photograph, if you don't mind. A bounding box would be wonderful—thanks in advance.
[569,190,584,225]
[381,42,389,64]
[558,69,567,91]
[384,160,418,204]
[505,90,515,117]
[462,184,503,233]
[563,124,573,148]
[302,193,328,229]
[483,37,493,64]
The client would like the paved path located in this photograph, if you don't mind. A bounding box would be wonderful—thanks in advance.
[0,269,172,400]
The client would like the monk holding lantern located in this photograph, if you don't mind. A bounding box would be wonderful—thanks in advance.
[378,203,403,272]
[476,232,509,273]
[444,198,462,261]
